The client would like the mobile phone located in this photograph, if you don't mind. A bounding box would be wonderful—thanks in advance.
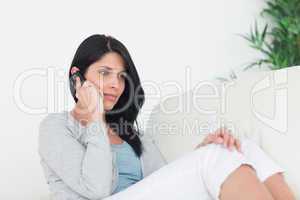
[70,71,86,97]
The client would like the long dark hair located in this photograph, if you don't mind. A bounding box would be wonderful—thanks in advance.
[68,34,145,157]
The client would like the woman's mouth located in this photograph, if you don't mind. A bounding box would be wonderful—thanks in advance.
[104,93,117,101]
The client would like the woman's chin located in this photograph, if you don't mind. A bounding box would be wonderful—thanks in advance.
[103,104,114,112]
[104,107,110,112]
[103,100,119,112]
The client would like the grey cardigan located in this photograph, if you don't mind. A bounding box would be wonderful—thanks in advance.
[38,111,167,200]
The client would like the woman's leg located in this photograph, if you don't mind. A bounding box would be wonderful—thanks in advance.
[220,164,274,200]
[239,138,295,199]
[264,173,295,199]
[104,141,274,200]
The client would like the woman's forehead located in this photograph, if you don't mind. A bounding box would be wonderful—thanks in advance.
[94,52,126,71]
[98,65,126,73]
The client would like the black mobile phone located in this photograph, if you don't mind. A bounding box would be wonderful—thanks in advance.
[70,71,86,96]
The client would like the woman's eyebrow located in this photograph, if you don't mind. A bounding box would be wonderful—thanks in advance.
[99,65,126,72]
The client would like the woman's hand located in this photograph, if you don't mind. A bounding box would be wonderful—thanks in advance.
[194,127,242,153]
[73,76,105,125]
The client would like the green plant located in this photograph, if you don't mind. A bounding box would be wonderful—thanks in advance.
[242,0,300,70]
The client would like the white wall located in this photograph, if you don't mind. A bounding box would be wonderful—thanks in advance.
[0,0,266,199]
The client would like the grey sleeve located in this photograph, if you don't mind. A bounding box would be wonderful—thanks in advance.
[38,115,113,200]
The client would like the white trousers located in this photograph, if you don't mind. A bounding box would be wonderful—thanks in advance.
[104,138,284,200]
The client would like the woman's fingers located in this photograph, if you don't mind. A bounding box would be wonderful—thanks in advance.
[221,130,229,148]
[214,127,237,151]
[212,134,223,144]
[229,136,235,150]
[203,134,213,145]
[235,139,243,153]
[195,134,213,149]
[75,77,87,109]
[75,77,81,98]
[197,127,244,153]
[98,87,104,98]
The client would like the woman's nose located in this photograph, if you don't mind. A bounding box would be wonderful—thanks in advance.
[107,76,121,88]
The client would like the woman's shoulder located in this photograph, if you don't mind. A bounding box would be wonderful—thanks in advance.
[40,111,68,124]
[38,111,69,137]
[38,111,84,157]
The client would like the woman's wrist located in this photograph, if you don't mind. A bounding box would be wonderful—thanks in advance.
[90,110,105,124]
[72,106,105,125]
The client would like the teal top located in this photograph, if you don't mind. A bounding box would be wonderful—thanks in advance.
[111,141,143,194]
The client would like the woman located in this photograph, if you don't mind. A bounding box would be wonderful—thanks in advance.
[38,34,295,200]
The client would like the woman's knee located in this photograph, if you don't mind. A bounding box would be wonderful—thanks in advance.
[263,172,295,200]
[196,143,264,199]
[220,164,274,200]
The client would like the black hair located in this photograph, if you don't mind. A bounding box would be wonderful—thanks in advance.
[68,34,145,157]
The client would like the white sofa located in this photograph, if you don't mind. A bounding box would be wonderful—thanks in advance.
[43,66,299,200]
[146,66,300,198]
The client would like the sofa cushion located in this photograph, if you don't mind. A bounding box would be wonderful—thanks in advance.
[146,66,300,197]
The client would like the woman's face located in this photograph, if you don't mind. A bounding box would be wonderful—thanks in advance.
[84,52,127,112]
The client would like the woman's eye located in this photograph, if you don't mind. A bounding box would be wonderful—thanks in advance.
[99,70,109,75]
[119,72,128,79]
